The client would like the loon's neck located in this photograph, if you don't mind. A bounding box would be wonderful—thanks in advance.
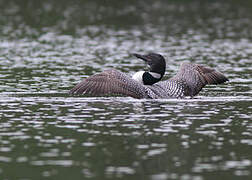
[148,72,162,79]
[132,71,163,85]
[143,71,162,85]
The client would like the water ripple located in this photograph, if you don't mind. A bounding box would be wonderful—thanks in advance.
[0,1,251,179]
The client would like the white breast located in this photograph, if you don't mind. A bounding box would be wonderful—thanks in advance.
[132,71,145,84]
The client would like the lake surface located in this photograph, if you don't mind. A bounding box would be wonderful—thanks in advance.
[0,0,251,179]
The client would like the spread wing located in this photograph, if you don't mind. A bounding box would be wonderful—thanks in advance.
[171,62,229,96]
[69,69,148,98]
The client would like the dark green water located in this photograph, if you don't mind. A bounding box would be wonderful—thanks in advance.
[0,0,251,179]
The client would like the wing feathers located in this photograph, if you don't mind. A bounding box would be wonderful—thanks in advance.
[69,69,147,98]
[197,65,229,85]
[172,63,228,96]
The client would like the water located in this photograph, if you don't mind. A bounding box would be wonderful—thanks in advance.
[0,0,252,179]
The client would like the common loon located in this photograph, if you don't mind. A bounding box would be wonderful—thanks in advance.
[69,53,228,99]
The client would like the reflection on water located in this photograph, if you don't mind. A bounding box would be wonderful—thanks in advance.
[0,96,251,179]
[0,0,252,179]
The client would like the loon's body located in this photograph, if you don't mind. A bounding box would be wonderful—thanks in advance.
[69,53,228,99]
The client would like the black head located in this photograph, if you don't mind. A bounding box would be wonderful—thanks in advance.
[133,53,166,76]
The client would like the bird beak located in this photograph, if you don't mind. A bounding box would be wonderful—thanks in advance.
[132,53,149,62]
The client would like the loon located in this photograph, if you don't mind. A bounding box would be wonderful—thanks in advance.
[69,53,228,99]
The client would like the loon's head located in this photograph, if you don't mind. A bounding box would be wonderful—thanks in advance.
[132,53,166,85]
